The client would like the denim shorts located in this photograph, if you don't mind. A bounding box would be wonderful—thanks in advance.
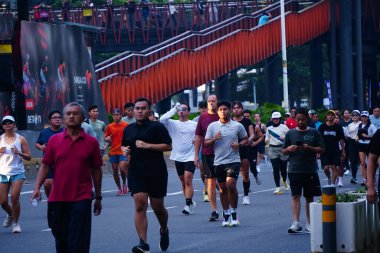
[109,155,128,164]
[0,173,26,184]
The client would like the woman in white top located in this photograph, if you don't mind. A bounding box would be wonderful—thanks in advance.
[347,110,361,184]
[265,112,289,194]
[357,111,377,186]
[0,116,31,233]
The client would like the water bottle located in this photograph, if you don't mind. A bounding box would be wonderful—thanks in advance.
[31,198,39,207]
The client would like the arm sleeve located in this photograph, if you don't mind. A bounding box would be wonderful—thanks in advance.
[41,138,54,166]
[283,132,290,148]
[205,124,213,140]
[36,131,44,145]
[159,106,177,123]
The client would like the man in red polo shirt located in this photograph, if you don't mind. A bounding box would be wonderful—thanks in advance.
[31,102,103,253]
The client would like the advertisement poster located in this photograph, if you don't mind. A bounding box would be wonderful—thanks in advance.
[20,21,106,130]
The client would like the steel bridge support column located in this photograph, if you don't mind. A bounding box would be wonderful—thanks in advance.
[329,0,338,108]
[354,0,364,110]
[364,44,379,109]
[338,0,354,109]
[156,96,171,115]
[215,73,230,101]
[310,37,324,109]
[264,55,281,105]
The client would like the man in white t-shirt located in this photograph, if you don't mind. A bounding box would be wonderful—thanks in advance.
[160,102,197,215]
[205,101,248,227]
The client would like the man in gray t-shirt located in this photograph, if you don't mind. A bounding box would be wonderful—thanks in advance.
[282,108,324,234]
[205,101,248,227]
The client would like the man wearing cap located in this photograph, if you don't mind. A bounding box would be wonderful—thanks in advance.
[265,111,289,194]
[105,108,129,195]
[285,112,297,129]
[307,110,316,128]
[122,102,136,124]
[347,110,362,184]
[159,102,198,215]
[31,102,103,252]
[318,110,345,186]
[0,115,31,233]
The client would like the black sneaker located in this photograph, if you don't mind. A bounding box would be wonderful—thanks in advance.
[350,178,358,184]
[209,211,219,221]
[132,239,150,253]
[159,228,169,251]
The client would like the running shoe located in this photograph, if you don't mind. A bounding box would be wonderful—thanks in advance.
[242,196,251,205]
[337,177,343,187]
[304,223,311,234]
[344,170,350,175]
[222,212,231,227]
[350,178,358,184]
[117,189,123,196]
[203,190,209,202]
[254,176,262,185]
[281,178,290,190]
[360,179,367,186]
[273,187,283,195]
[182,201,196,215]
[288,221,302,233]
[12,223,21,233]
[209,211,219,221]
[122,185,129,195]
[3,214,13,228]
[230,212,240,226]
[132,239,150,253]
[159,228,169,251]
[256,165,261,173]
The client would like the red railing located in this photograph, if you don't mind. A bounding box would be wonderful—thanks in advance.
[99,0,330,112]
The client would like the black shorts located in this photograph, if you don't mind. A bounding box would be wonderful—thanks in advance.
[128,173,168,198]
[175,161,196,176]
[257,141,265,154]
[215,162,241,183]
[358,143,369,155]
[288,173,321,198]
[320,153,341,167]
[202,154,216,179]
[239,146,249,160]
[248,146,258,160]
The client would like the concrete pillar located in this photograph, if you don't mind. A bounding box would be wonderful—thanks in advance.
[354,0,364,110]
[310,37,324,109]
[338,0,354,109]
[264,55,281,104]
[329,0,338,108]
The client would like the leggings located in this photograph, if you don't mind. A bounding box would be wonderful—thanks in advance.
[248,146,258,177]
[348,139,359,179]
[271,158,287,187]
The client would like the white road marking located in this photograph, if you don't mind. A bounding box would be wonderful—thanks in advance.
[147,206,177,213]
[41,229,51,232]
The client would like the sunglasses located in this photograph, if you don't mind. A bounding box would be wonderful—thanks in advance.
[177,107,189,112]
[2,121,14,125]
[126,108,134,112]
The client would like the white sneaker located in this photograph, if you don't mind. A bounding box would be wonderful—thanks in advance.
[273,187,283,195]
[230,212,240,226]
[254,176,262,185]
[12,223,21,233]
[304,223,311,233]
[182,201,196,215]
[256,165,261,172]
[337,177,343,187]
[281,178,290,191]
[242,196,251,205]
[222,212,231,227]
[288,221,302,233]
[3,215,13,228]
[344,170,350,175]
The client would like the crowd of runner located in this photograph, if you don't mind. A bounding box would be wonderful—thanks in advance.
[1,98,380,253]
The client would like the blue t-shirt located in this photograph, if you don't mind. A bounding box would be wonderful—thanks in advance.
[369,115,380,129]
[36,127,64,151]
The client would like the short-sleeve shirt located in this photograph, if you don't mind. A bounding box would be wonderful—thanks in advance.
[318,123,344,154]
[233,117,252,138]
[369,130,380,156]
[195,112,219,155]
[205,120,247,165]
[369,115,380,129]
[122,116,136,125]
[89,119,106,149]
[42,129,103,202]
[105,121,128,155]
[122,120,172,176]
[36,127,64,150]
[283,128,324,174]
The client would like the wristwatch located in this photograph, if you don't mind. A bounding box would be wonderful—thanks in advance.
[95,196,102,200]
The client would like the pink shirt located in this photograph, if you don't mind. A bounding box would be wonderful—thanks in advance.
[43,129,103,202]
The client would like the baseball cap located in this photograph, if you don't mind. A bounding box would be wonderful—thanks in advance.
[308,109,315,114]
[326,110,336,116]
[1,115,15,124]
[154,112,159,118]
[271,112,281,118]
[360,111,369,117]
[352,110,360,116]
[112,108,121,114]
[285,112,291,117]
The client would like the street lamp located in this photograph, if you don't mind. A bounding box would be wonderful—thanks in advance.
[280,0,289,112]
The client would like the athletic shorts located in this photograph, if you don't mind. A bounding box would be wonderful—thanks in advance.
[257,141,265,154]
[0,173,25,184]
[358,143,369,155]
[109,155,128,164]
[248,146,258,160]
[239,146,249,160]
[268,146,288,161]
[128,173,168,198]
[320,153,341,167]
[215,162,241,183]
[175,161,196,176]
[202,154,216,179]
[288,173,322,198]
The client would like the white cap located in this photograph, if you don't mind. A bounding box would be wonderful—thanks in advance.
[360,111,369,117]
[271,112,281,118]
[352,110,360,115]
[1,115,15,124]
[154,112,159,118]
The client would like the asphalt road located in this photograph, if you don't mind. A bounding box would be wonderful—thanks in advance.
[1,162,363,253]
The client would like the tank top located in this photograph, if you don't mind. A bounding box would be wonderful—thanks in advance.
[0,134,25,176]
